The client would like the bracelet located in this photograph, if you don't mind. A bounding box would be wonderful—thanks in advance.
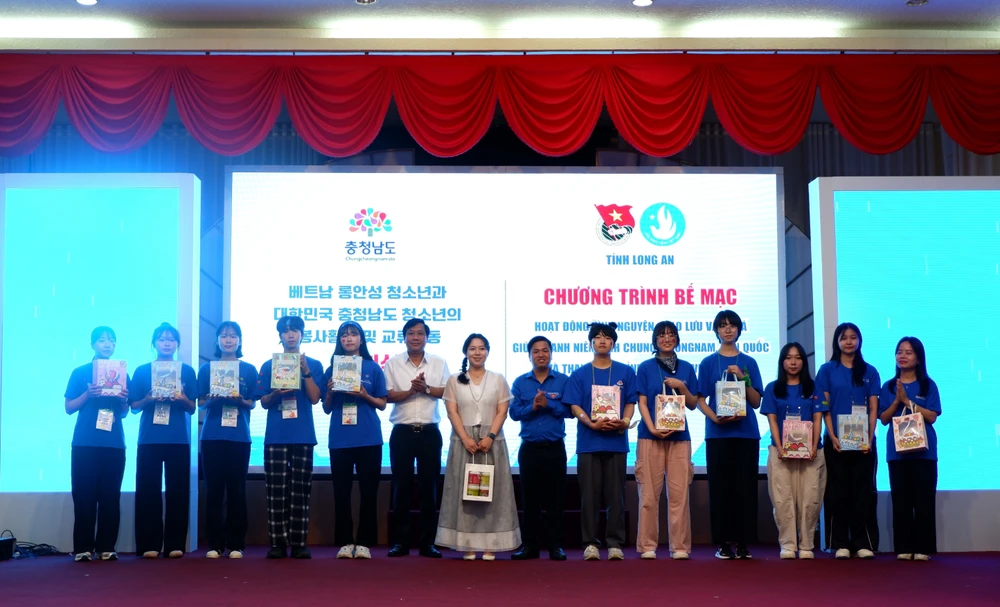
[742,374,752,387]
[302,373,312,379]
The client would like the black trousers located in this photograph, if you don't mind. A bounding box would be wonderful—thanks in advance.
[202,440,251,553]
[824,441,877,552]
[71,446,126,554]
[330,445,382,547]
[888,459,937,555]
[705,438,759,545]
[518,440,567,551]
[135,443,190,554]
[578,451,626,549]
[389,424,442,548]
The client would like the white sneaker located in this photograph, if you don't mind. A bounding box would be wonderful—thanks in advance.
[583,545,600,560]
[897,553,913,560]
[608,547,624,560]
[482,552,495,561]
[798,550,814,560]
[640,550,656,560]
[353,545,371,559]
[206,550,221,559]
[835,548,851,559]
[856,549,875,559]
[142,551,159,559]
[74,552,92,562]
[100,552,118,561]
[914,553,931,561]
[671,551,690,560]
[337,545,355,559]
[228,550,244,559]
[463,551,476,560]
[780,550,796,560]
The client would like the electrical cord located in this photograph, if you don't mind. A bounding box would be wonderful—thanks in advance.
[1,529,64,558]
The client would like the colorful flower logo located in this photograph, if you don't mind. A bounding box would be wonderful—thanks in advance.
[348,208,393,237]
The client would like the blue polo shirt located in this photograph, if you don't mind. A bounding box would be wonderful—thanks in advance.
[878,378,941,461]
[760,382,823,448]
[562,362,637,454]
[198,360,259,443]
[322,358,388,449]
[636,358,697,442]
[254,356,326,446]
[130,362,198,445]
[509,368,571,443]
[696,352,763,440]
[65,362,129,449]
[815,361,881,438]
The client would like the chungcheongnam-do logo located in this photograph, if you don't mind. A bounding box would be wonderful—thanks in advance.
[639,203,685,246]
[349,208,393,238]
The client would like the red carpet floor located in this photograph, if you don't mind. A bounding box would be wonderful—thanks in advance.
[3,547,997,607]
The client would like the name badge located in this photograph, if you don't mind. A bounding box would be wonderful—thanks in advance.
[153,403,171,425]
[342,403,358,425]
[852,405,867,417]
[221,406,239,428]
[281,398,298,420]
[96,408,115,432]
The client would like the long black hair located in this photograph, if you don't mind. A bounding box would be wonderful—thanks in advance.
[332,321,373,362]
[774,342,815,399]
[457,333,490,385]
[830,322,868,387]
[891,336,930,397]
[214,321,244,358]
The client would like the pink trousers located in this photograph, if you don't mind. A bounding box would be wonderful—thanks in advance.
[634,439,693,554]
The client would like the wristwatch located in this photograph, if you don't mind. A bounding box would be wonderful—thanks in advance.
[487,432,497,440]
[424,386,431,394]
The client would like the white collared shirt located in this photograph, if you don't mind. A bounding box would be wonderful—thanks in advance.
[384,352,450,425]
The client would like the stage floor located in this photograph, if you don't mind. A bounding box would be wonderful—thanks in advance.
[4,547,997,606]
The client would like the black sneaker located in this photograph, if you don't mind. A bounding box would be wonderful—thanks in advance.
[736,544,753,560]
[291,546,312,559]
[266,546,287,559]
[714,544,735,560]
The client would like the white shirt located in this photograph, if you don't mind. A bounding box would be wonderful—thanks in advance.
[384,352,450,425]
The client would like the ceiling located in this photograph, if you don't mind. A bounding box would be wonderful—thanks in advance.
[1,0,999,52]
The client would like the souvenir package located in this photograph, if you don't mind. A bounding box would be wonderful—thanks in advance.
[893,404,929,453]
[715,376,746,417]
[331,355,362,392]
[655,392,686,431]
[151,361,182,399]
[209,360,240,398]
[590,385,621,421]
[837,414,869,451]
[271,353,301,390]
[782,419,813,459]
[463,452,494,503]
[93,359,127,396]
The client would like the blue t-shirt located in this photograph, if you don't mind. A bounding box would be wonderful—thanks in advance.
[878,378,941,461]
[636,358,697,442]
[130,362,198,445]
[322,358,388,450]
[760,382,823,448]
[254,356,326,446]
[562,362,637,454]
[64,362,129,449]
[815,361,881,439]
[198,360,259,443]
[696,352,764,440]
[509,368,571,443]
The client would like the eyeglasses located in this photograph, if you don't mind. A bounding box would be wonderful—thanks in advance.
[658,333,678,340]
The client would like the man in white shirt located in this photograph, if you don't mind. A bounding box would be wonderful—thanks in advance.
[384,318,450,558]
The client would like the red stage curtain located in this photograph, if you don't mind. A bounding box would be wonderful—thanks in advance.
[1,54,999,158]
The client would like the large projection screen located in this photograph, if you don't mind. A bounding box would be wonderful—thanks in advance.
[227,167,787,474]
[809,176,1000,552]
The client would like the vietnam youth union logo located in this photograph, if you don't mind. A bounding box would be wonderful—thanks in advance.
[348,208,393,238]
[639,202,686,246]
[594,204,635,246]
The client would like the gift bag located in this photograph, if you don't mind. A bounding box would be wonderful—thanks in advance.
[654,385,686,431]
[462,450,495,503]
[893,404,929,453]
[782,419,813,459]
[715,372,746,417]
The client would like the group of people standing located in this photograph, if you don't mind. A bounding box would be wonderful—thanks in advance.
[65,311,940,563]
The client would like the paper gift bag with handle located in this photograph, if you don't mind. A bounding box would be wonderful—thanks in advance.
[893,403,929,453]
[715,372,746,417]
[462,450,495,503]
[654,384,686,431]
